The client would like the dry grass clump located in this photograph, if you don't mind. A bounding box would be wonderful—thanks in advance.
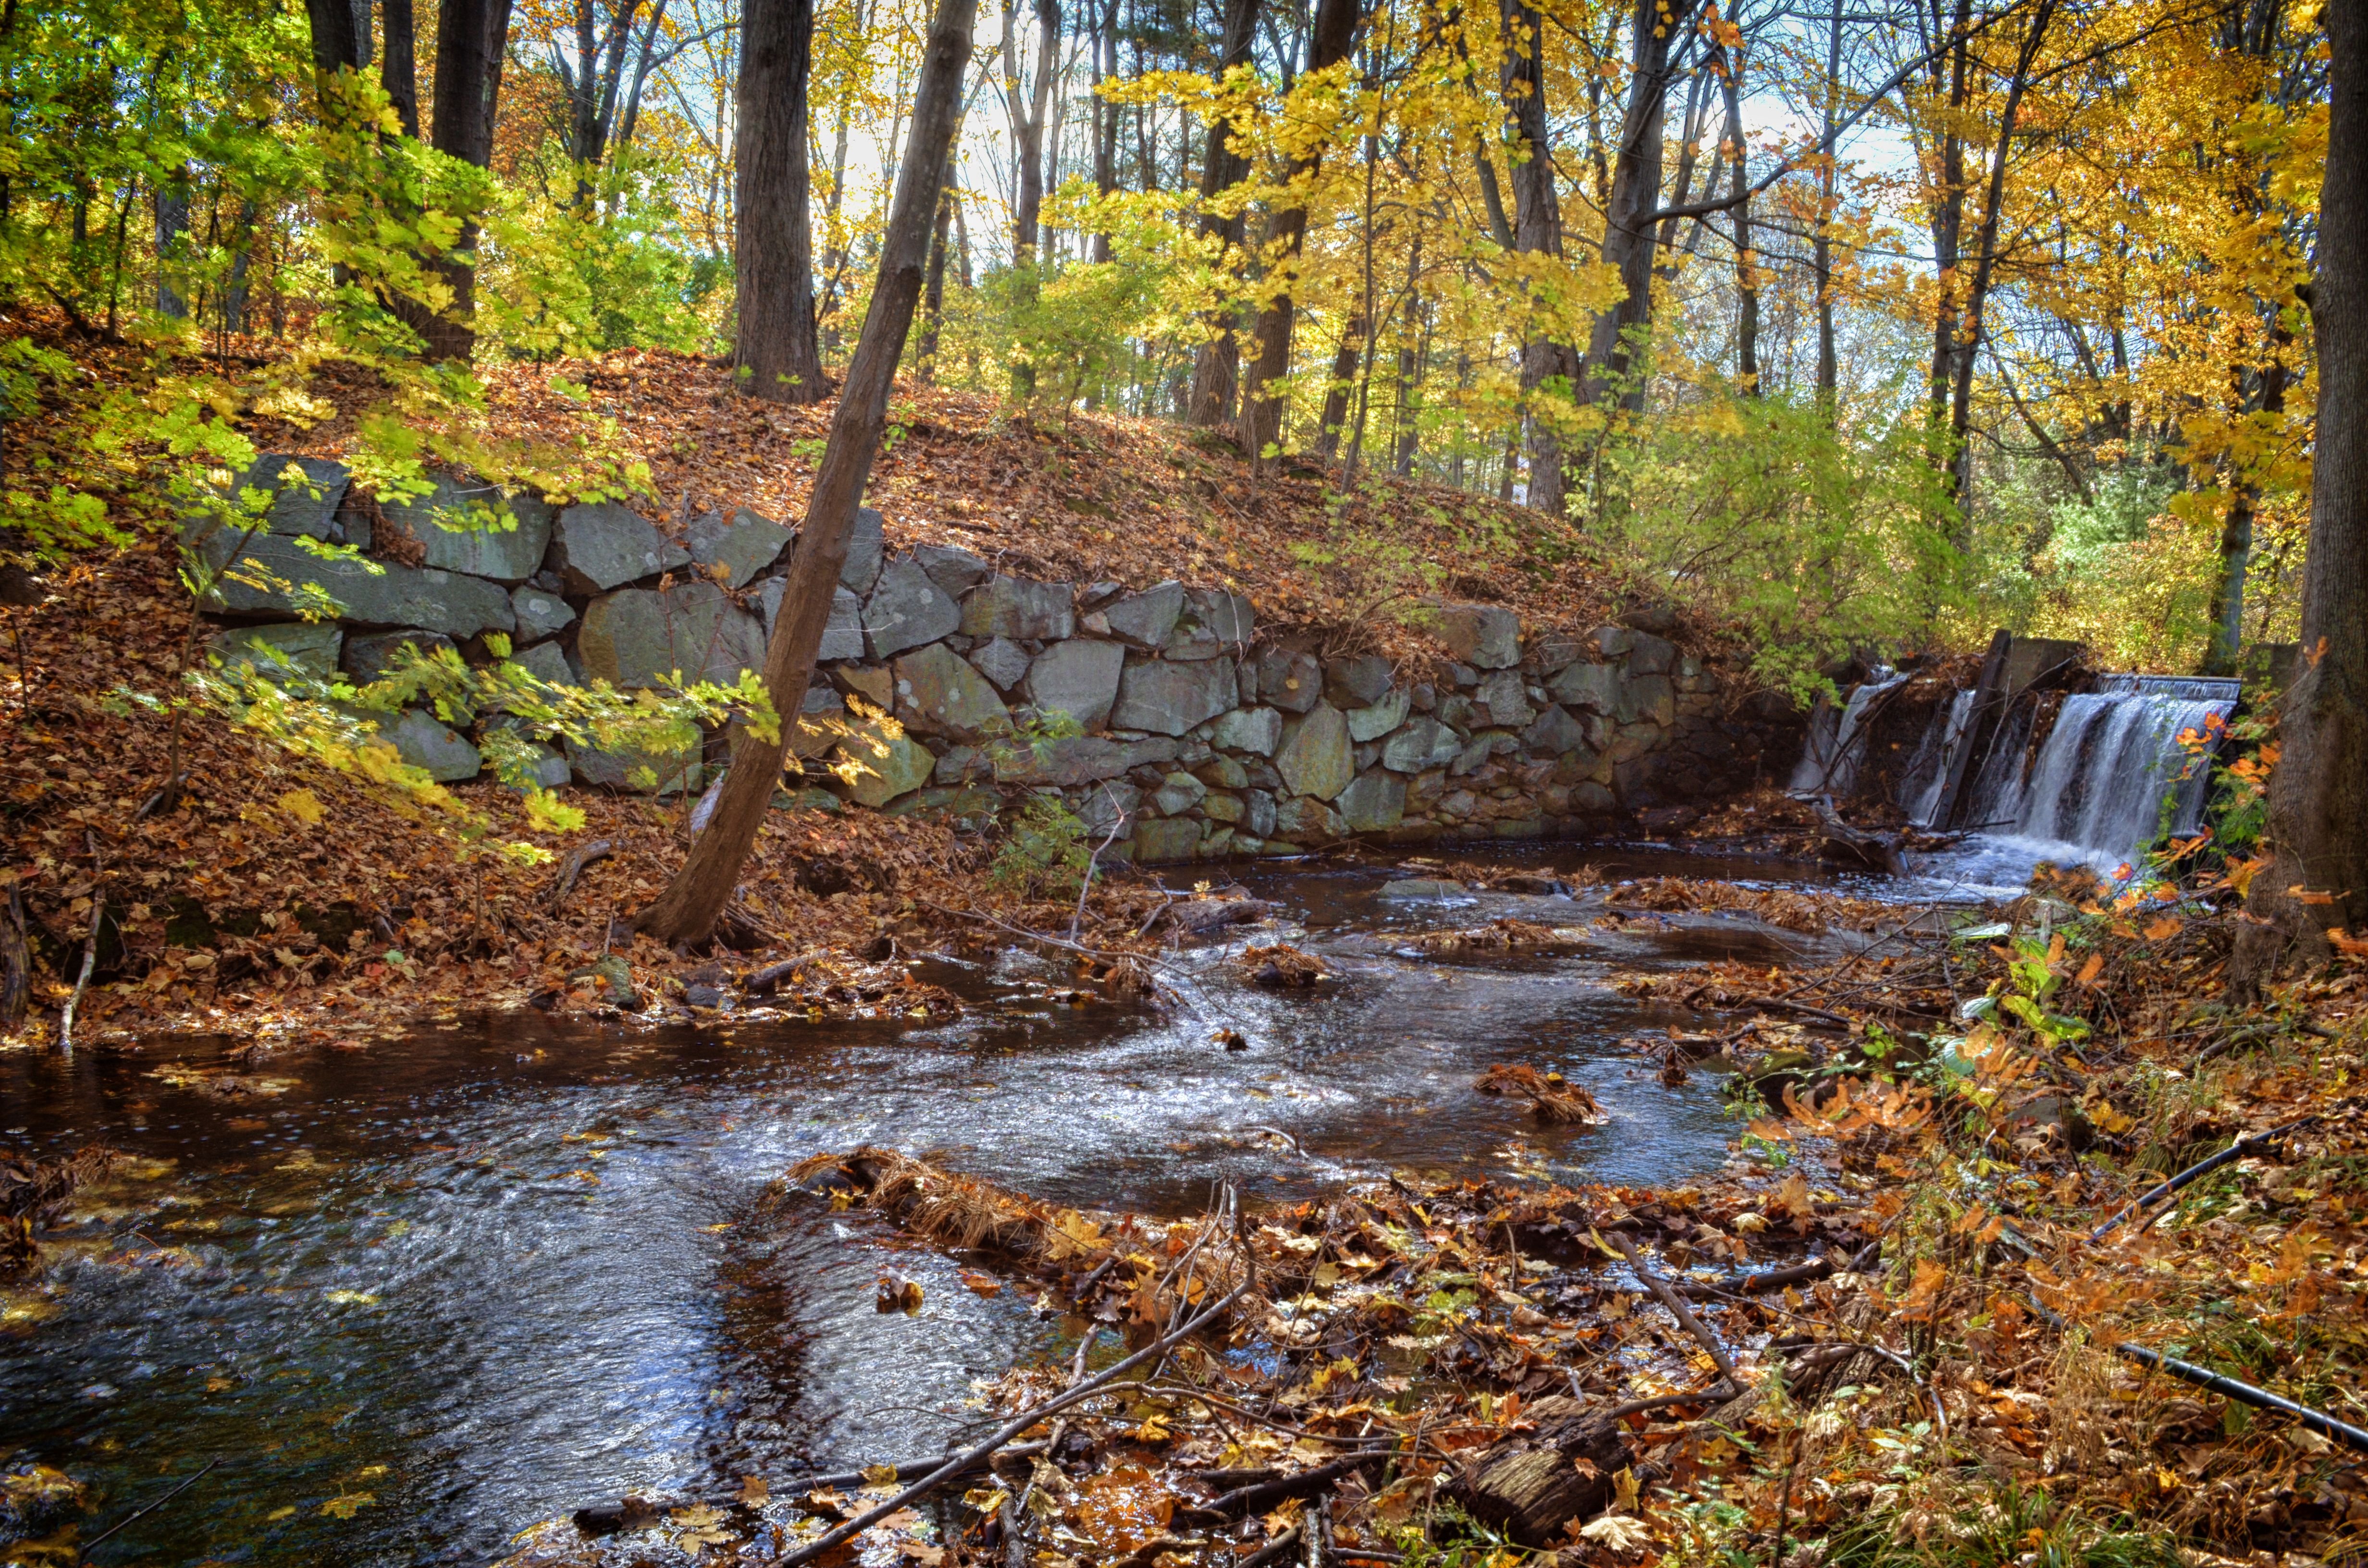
[1412,919,1587,956]
[1237,943,1328,987]
[1475,1064,1605,1123]
[788,1146,1078,1260]
[1605,877,1893,935]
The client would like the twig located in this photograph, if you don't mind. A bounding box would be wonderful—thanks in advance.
[771,1279,1252,1567]
[1611,1232,1738,1383]
[1237,1524,1305,1568]
[80,1456,220,1551]
[545,838,614,913]
[1070,786,1125,943]
[60,832,101,1056]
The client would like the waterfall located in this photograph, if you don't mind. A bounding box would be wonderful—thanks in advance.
[1897,689,1975,826]
[2003,686,2233,870]
[1787,673,1905,798]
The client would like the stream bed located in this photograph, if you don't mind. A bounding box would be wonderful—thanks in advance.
[0,844,1911,1565]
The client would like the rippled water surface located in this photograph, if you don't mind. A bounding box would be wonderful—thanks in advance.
[0,844,1876,1565]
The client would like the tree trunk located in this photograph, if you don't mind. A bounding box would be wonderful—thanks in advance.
[1452,1396,1631,1548]
[153,180,188,319]
[2202,335,2290,679]
[1313,307,1362,462]
[1943,0,2055,518]
[423,0,515,362]
[1923,0,1973,515]
[919,185,955,381]
[635,0,978,947]
[1505,0,1574,514]
[382,0,419,134]
[1001,0,1061,399]
[304,0,362,84]
[1717,49,1758,396]
[1234,0,1359,469]
[1089,0,1119,263]
[1813,0,1840,414]
[2232,4,2368,983]
[1184,0,1264,428]
[734,0,827,404]
[1577,0,1692,418]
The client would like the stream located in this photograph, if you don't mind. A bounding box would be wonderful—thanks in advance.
[0,844,1921,1565]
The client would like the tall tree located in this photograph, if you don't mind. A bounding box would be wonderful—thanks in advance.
[635,0,980,946]
[1576,0,1698,419]
[1183,0,1265,427]
[1235,0,1362,471]
[2234,0,2368,983]
[734,0,827,403]
[422,0,516,361]
[382,0,420,134]
[1505,0,1574,513]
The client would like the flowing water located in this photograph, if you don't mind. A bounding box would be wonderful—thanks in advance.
[0,846,1880,1567]
[1786,673,1905,799]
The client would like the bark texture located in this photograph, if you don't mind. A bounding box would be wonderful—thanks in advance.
[734,0,827,404]
[1235,0,1362,470]
[1184,0,1265,428]
[423,0,515,362]
[1504,0,1573,513]
[2234,3,2368,983]
[635,0,978,945]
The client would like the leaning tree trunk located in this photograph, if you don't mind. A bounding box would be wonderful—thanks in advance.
[2232,2,2368,987]
[421,0,515,363]
[734,0,827,403]
[635,0,978,947]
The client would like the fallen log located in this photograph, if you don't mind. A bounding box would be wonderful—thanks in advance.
[1812,798,1907,877]
[1450,1394,1631,1547]
[544,839,614,913]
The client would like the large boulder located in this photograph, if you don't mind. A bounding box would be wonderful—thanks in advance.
[381,475,554,583]
[511,585,575,640]
[1477,668,1535,728]
[1616,673,1676,727]
[343,628,457,686]
[758,579,865,661]
[577,582,765,687]
[506,639,577,689]
[914,542,990,598]
[1346,687,1409,742]
[840,506,886,595]
[1438,603,1521,669]
[1626,631,1677,676]
[201,453,352,541]
[1548,662,1620,714]
[1324,654,1394,708]
[547,503,691,594]
[1110,657,1236,736]
[1257,648,1321,712]
[1213,706,1283,756]
[1382,715,1460,773]
[961,575,1075,640]
[1274,795,1344,841]
[1132,816,1202,862]
[569,731,703,795]
[1521,704,1589,755]
[1339,770,1407,832]
[195,531,516,637]
[206,622,342,680]
[1164,588,1252,659]
[375,708,481,781]
[863,558,961,657]
[893,642,1009,741]
[1025,637,1125,729]
[967,636,1034,691]
[686,506,792,588]
[1103,581,1185,649]
[995,735,1177,786]
[1275,703,1354,801]
[834,721,935,808]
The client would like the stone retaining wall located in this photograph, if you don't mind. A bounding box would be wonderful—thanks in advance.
[194,456,1803,862]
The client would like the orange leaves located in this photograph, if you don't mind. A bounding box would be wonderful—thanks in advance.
[2142,915,2184,942]
[1897,1257,1948,1320]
